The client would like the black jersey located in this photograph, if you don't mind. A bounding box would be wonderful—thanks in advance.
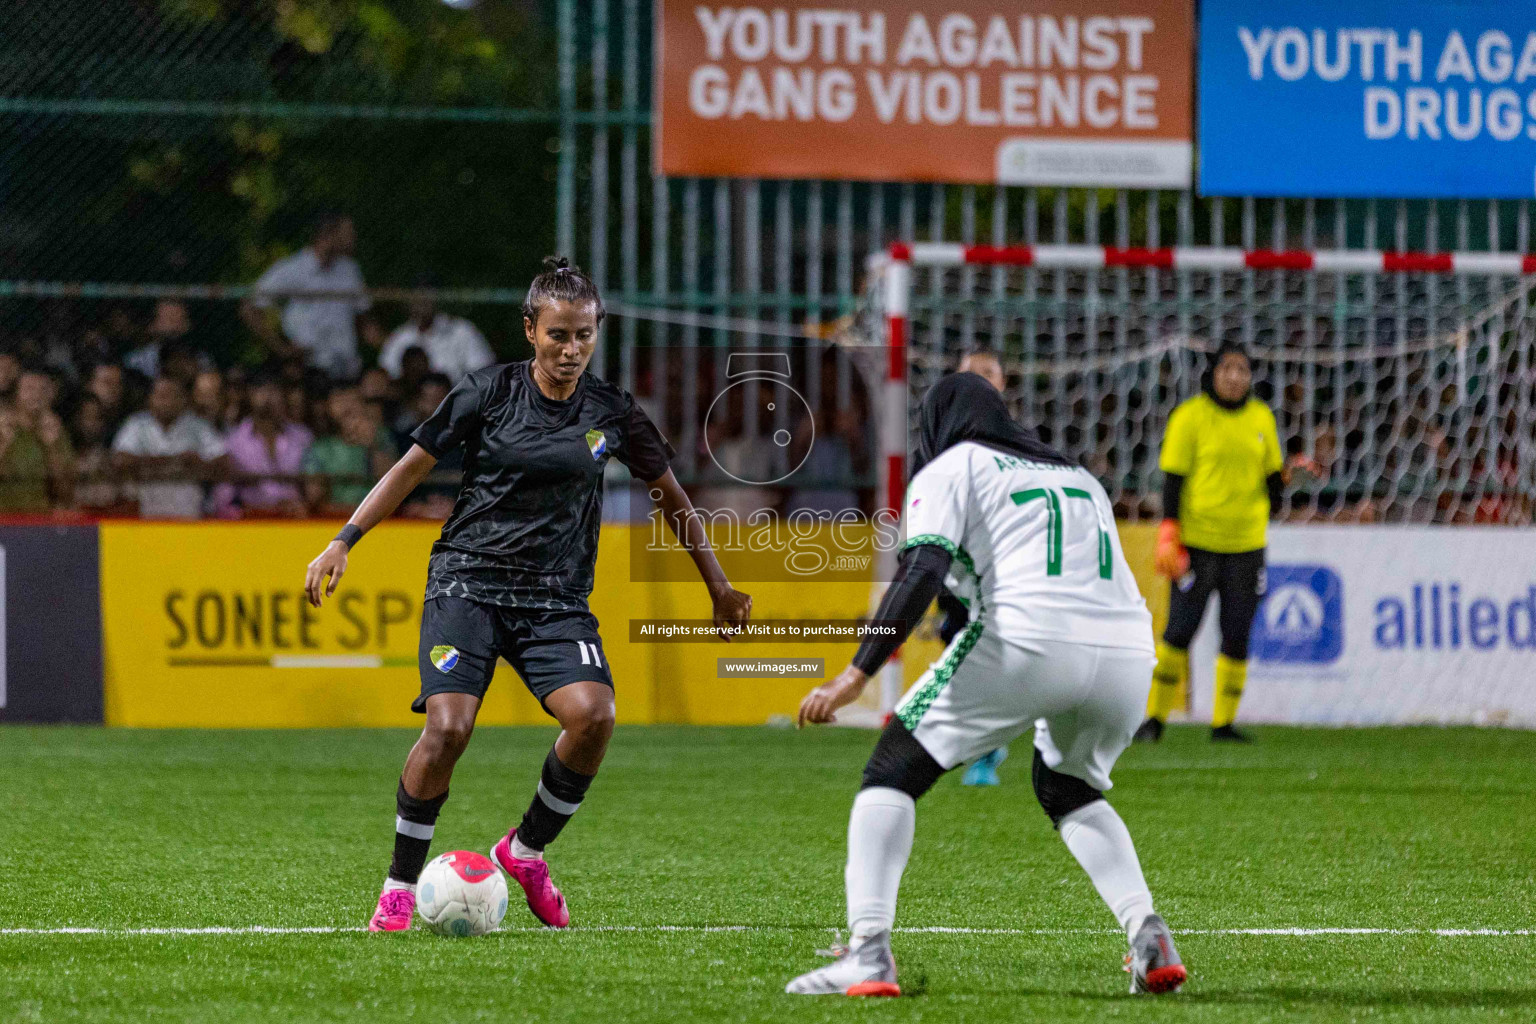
[410,360,674,611]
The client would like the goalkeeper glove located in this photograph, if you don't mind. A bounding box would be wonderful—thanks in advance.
[1154,519,1190,579]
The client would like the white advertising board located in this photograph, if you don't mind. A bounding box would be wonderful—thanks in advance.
[1185,526,1536,728]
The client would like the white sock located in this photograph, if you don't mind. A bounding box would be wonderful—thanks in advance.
[509,834,544,861]
[845,787,916,945]
[382,877,416,894]
[1058,799,1154,941]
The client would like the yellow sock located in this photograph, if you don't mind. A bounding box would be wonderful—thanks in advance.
[1146,641,1188,721]
[1212,655,1248,728]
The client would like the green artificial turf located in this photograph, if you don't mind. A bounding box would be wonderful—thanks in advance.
[1,724,1533,1022]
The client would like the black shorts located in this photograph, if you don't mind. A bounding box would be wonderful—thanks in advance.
[1164,547,1266,661]
[414,596,613,714]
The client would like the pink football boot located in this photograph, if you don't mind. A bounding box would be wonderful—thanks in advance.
[368,886,416,932]
[491,830,570,928]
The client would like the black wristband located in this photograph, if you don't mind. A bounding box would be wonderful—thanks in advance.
[335,524,364,550]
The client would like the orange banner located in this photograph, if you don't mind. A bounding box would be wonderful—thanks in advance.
[656,0,1193,185]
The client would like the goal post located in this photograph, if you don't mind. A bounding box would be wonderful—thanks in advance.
[861,240,1536,711]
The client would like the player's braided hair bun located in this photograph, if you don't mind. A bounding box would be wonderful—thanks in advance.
[523,256,606,328]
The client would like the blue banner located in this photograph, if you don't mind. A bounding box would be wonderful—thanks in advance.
[1200,1,1536,198]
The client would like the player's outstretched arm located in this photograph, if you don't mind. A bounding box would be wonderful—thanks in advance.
[798,665,869,728]
[646,468,752,639]
[304,444,438,607]
[798,542,951,727]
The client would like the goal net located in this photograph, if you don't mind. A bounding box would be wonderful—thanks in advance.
[854,243,1536,528]
[841,243,1536,715]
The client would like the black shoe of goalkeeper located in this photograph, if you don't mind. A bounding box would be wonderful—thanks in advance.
[1210,724,1254,743]
[1132,717,1164,744]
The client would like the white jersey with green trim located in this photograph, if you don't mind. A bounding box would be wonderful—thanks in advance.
[904,441,1153,652]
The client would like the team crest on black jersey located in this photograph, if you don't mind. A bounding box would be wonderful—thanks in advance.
[585,429,607,460]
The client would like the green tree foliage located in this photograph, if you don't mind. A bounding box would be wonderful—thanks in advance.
[1,0,561,361]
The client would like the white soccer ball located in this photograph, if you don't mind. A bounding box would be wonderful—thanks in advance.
[416,850,508,937]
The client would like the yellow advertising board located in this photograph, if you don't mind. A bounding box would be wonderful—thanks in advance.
[99,521,1163,728]
[99,522,876,728]
[103,522,529,727]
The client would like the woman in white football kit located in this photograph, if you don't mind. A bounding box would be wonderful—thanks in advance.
[789,373,1187,998]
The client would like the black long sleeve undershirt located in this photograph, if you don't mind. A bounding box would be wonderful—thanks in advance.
[1164,470,1284,520]
[852,543,953,676]
[1162,472,1183,520]
[1267,470,1284,515]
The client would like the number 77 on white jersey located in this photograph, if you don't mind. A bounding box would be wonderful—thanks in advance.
[903,444,1153,652]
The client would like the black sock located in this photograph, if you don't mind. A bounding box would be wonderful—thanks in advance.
[515,747,595,851]
[388,779,448,885]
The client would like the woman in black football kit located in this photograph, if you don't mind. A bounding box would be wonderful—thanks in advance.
[304,259,753,931]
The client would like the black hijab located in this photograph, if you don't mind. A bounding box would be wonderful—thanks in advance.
[1204,341,1252,411]
[912,372,1073,478]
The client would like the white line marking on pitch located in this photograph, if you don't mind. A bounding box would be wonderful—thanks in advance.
[0,925,1531,937]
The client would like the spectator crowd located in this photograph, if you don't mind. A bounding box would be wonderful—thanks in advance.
[0,213,495,518]
[10,211,1521,526]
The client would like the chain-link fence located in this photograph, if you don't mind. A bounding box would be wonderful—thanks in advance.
[0,1,567,514]
[870,259,1534,524]
[2,0,561,361]
[4,0,1535,522]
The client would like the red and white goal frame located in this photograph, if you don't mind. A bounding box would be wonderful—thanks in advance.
[875,239,1536,521]
[868,240,1535,711]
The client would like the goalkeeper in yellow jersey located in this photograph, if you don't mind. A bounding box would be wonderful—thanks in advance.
[1134,343,1283,744]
